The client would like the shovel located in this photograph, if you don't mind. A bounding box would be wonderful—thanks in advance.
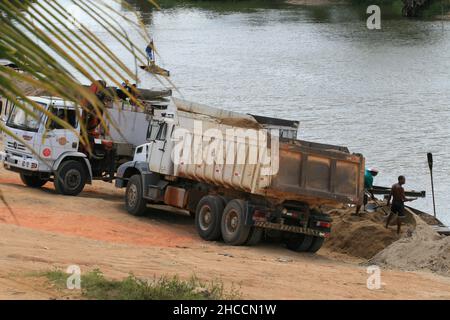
[365,203,380,213]
[367,197,391,216]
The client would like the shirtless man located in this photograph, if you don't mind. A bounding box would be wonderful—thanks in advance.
[386,175,417,234]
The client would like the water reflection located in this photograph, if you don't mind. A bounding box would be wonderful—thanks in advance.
[121,0,155,24]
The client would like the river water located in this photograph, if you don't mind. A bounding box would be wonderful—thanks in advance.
[46,1,450,224]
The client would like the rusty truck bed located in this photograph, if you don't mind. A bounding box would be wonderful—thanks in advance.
[260,139,365,206]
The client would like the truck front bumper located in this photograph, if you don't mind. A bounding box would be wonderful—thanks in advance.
[0,152,39,172]
[115,161,135,188]
[115,178,126,188]
[115,166,126,188]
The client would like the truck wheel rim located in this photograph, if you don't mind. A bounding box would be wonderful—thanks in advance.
[199,205,212,231]
[65,169,81,190]
[127,184,138,207]
[225,209,239,234]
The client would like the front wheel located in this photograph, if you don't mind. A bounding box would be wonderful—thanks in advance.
[54,160,86,196]
[125,174,147,216]
[20,173,47,188]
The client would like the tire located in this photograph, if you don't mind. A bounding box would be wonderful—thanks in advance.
[307,236,325,253]
[20,173,47,188]
[221,199,251,246]
[245,227,263,246]
[285,234,314,252]
[195,195,224,241]
[54,160,86,196]
[125,174,147,216]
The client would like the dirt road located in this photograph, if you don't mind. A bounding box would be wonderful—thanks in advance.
[1,168,450,300]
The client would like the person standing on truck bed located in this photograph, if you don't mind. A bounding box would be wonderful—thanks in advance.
[354,168,379,215]
[80,80,108,155]
[385,175,417,234]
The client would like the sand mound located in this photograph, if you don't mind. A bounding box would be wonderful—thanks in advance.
[370,216,450,276]
[324,205,415,259]
[12,78,51,96]
[1,72,52,97]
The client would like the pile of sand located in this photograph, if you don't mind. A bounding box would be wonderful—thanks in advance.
[324,205,415,259]
[370,217,450,276]
[11,77,51,97]
[1,71,52,97]
[321,203,450,276]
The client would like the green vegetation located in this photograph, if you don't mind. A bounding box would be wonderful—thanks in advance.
[148,0,450,19]
[349,0,450,17]
[42,269,241,300]
[420,0,450,18]
[151,0,288,11]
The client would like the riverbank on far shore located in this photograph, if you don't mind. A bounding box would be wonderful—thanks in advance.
[285,0,346,5]
[285,0,450,21]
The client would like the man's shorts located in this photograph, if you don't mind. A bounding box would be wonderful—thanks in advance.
[391,202,405,218]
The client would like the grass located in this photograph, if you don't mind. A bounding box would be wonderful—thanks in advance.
[41,269,241,300]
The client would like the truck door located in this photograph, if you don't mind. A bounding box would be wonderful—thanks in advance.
[149,121,173,174]
[38,106,80,166]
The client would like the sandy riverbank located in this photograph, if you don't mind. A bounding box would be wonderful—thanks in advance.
[0,162,450,299]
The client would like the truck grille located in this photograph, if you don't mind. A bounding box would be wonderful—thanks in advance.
[7,141,27,151]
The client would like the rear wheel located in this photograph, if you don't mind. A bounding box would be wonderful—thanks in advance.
[221,199,251,246]
[285,234,314,252]
[20,172,47,188]
[195,195,224,241]
[307,236,325,253]
[125,174,147,216]
[245,227,263,246]
[54,160,86,196]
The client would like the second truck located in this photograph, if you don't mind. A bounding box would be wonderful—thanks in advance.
[115,98,365,252]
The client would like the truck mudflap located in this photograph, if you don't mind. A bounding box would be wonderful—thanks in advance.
[253,221,330,238]
[0,151,39,171]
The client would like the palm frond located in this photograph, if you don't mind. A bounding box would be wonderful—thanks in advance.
[0,0,164,148]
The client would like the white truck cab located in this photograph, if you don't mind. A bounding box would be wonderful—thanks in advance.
[1,97,81,170]
[0,92,170,195]
[0,96,90,193]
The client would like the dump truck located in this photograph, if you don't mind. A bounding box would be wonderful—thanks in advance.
[115,98,365,252]
[0,87,171,195]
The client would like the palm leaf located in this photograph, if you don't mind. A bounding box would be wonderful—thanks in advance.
[0,0,166,148]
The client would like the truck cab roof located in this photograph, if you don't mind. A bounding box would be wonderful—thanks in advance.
[26,96,77,109]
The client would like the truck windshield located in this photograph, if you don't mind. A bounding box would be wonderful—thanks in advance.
[6,101,46,132]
